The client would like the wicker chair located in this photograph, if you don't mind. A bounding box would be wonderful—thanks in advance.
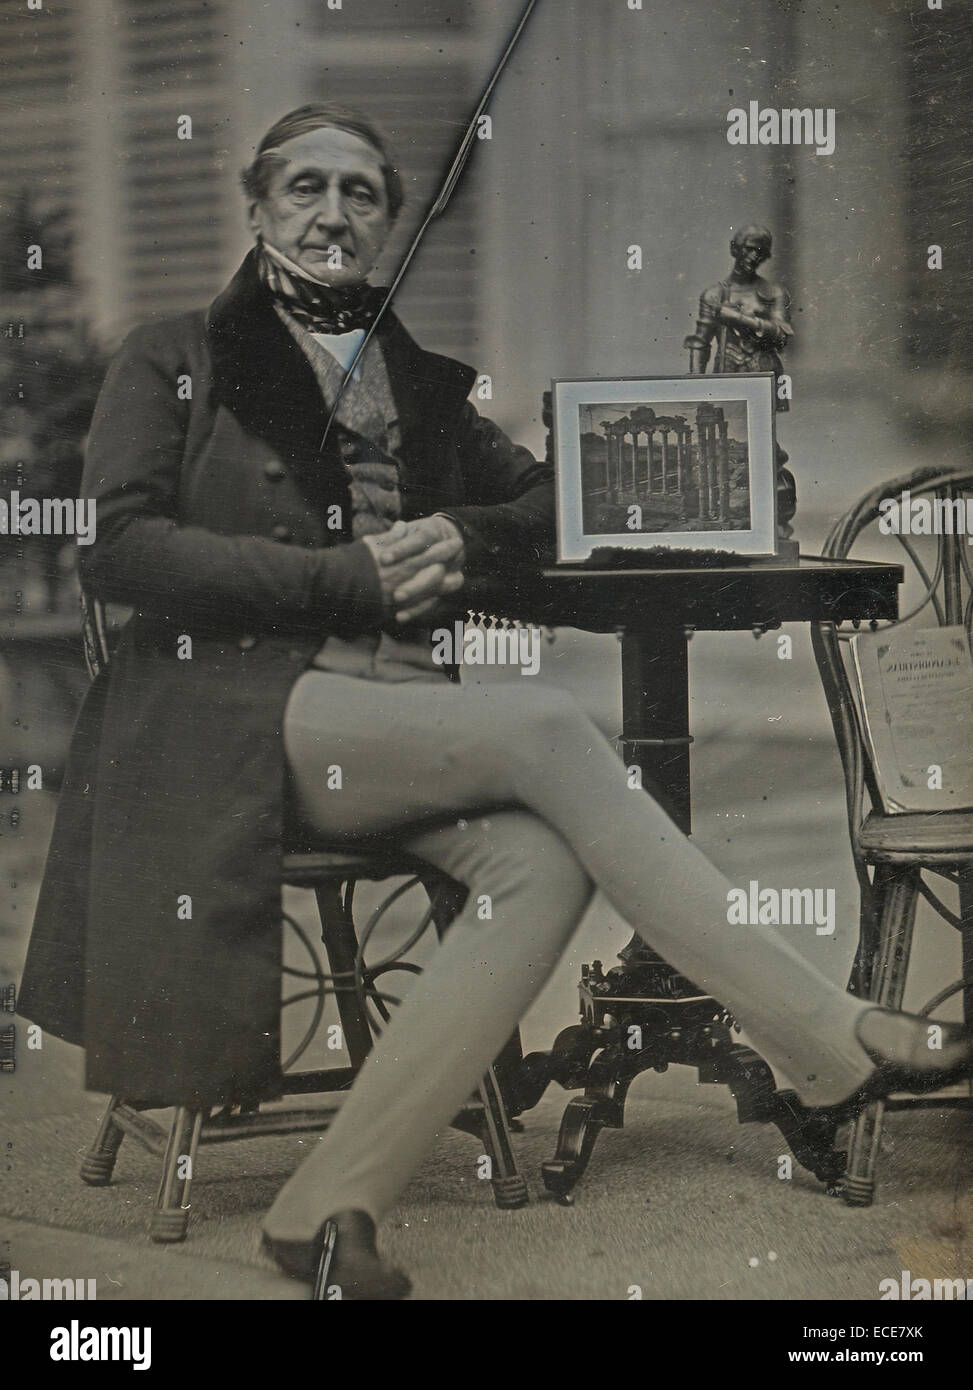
[811,463,973,1207]
[77,595,529,1241]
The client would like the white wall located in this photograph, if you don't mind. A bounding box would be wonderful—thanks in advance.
[471,0,913,450]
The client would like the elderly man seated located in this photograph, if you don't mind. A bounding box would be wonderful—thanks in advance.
[20,103,973,1300]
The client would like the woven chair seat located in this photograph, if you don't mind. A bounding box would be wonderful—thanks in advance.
[282,843,437,887]
[858,809,973,864]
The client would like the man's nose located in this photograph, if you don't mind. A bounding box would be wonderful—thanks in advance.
[313,189,350,233]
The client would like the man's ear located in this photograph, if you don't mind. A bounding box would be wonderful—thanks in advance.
[247,201,263,238]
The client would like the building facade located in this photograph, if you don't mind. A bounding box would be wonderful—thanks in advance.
[0,0,968,446]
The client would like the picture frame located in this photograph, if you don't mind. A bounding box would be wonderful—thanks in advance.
[552,373,779,563]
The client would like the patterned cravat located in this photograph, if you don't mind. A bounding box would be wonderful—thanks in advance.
[274,303,403,539]
[256,239,387,334]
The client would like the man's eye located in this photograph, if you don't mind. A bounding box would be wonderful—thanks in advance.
[348,187,376,205]
[291,181,318,198]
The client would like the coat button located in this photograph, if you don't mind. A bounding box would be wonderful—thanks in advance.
[263,460,286,481]
[237,634,258,651]
[271,524,293,542]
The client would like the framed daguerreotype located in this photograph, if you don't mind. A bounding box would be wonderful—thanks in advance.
[2,0,973,1348]
[553,373,778,560]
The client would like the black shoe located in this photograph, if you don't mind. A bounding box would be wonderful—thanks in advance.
[812,1008,973,1123]
[262,1209,411,1301]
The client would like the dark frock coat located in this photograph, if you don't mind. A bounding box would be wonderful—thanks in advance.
[18,251,555,1107]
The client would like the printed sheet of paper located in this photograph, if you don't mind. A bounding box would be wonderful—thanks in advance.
[851,625,973,813]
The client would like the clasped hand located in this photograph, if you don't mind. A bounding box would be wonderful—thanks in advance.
[362,515,465,625]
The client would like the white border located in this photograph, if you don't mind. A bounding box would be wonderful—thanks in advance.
[553,373,778,562]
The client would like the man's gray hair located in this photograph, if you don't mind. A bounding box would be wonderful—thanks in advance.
[241,103,404,219]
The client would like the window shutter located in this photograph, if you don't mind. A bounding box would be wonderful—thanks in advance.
[310,0,472,32]
[115,0,234,325]
[0,0,82,280]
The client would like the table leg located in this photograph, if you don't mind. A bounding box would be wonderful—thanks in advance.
[618,625,692,964]
[532,618,846,1201]
[620,625,692,831]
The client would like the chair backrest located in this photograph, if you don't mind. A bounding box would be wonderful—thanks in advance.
[80,590,115,681]
[811,463,973,848]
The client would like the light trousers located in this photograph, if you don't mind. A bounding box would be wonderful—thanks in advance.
[268,669,874,1230]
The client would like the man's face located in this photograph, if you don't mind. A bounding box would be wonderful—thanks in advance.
[732,237,768,278]
[248,126,393,287]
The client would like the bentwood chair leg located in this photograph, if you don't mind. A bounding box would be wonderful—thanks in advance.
[151,1107,204,1243]
[80,1095,127,1186]
[847,863,889,999]
[477,1066,529,1210]
[958,866,973,1033]
[314,882,374,1071]
[842,866,920,1208]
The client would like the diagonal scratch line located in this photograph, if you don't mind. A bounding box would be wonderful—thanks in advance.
[317,0,539,457]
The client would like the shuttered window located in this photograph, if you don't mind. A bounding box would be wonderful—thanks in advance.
[904,10,973,370]
[309,0,472,32]
[0,0,81,283]
[116,0,234,324]
[0,0,486,360]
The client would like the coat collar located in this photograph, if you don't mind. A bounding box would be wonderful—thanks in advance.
[373,311,478,449]
[207,249,331,485]
[206,251,477,496]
